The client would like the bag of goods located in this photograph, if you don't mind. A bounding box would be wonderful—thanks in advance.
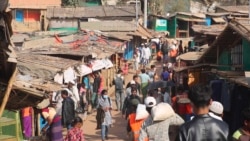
[136,104,149,120]
[151,102,175,121]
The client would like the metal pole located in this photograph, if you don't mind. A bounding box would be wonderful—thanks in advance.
[136,0,138,27]
[144,0,147,28]
[249,0,250,23]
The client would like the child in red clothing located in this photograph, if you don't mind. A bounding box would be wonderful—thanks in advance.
[122,60,129,75]
[64,117,85,141]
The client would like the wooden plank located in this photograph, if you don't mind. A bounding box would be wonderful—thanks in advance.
[0,135,17,140]
[0,68,17,117]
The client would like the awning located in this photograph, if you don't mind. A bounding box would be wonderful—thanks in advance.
[91,60,106,71]
[176,52,203,61]
[212,17,225,23]
[177,17,205,22]
[76,64,92,76]
[102,59,114,69]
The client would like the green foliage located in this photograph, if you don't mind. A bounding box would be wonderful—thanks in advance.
[61,0,77,6]
[149,0,190,15]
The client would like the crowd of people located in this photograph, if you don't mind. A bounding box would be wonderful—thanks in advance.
[33,37,250,141]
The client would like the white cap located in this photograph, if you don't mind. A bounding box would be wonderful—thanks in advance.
[172,39,177,45]
[144,96,157,108]
[130,80,136,84]
[210,101,223,115]
[36,99,50,109]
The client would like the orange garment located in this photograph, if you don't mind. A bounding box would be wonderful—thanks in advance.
[22,107,32,117]
[157,51,163,58]
[170,49,178,57]
[129,113,145,141]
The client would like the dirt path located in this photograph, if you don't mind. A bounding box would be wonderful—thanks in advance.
[82,57,162,141]
[82,98,128,141]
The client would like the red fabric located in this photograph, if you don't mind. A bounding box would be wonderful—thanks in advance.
[177,103,192,115]
[42,108,49,113]
[98,76,104,94]
[64,127,85,141]
[172,95,192,115]
[122,63,129,75]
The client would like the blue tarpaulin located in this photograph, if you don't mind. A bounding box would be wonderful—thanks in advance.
[124,42,133,60]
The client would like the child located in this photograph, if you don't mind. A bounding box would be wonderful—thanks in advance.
[64,117,85,141]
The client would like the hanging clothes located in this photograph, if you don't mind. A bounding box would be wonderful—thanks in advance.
[229,85,250,135]
[209,80,223,102]
[220,81,231,112]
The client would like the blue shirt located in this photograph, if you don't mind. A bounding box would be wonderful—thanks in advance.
[82,76,90,89]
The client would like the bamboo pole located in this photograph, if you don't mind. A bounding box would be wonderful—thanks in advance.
[31,108,35,136]
[0,68,18,117]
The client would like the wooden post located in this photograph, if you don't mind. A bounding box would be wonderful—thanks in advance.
[15,111,19,140]
[0,68,17,117]
[32,108,35,136]
[107,68,110,91]
[216,46,219,65]
[37,113,41,136]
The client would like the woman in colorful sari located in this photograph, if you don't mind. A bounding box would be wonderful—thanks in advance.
[36,98,63,141]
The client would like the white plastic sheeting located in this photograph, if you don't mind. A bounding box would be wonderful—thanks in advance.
[63,67,76,83]
[91,60,106,71]
[76,64,92,76]
[102,59,114,69]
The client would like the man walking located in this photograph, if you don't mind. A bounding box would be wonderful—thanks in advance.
[139,69,151,101]
[175,84,229,141]
[122,88,141,119]
[113,69,125,111]
[92,72,101,110]
[61,90,75,129]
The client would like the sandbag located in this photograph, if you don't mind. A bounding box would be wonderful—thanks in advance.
[135,104,149,120]
[151,102,175,121]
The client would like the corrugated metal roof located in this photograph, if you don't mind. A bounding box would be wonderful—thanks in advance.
[216,5,249,13]
[104,32,133,41]
[192,24,226,35]
[206,12,229,17]
[212,17,226,23]
[9,0,61,9]
[177,12,206,18]
[177,17,205,22]
[47,5,142,18]
[80,21,136,32]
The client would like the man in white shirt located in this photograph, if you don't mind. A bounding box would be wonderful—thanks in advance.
[142,44,151,67]
[67,80,80,110]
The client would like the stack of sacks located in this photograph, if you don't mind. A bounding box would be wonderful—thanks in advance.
[136,104,149,120]
[151,102,175,121]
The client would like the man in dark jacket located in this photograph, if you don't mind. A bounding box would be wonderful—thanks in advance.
[122,88,141,119]
[161,39,169,63]
[175,84,229,141]
[61,90,75,129]
[92,72,101,110]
